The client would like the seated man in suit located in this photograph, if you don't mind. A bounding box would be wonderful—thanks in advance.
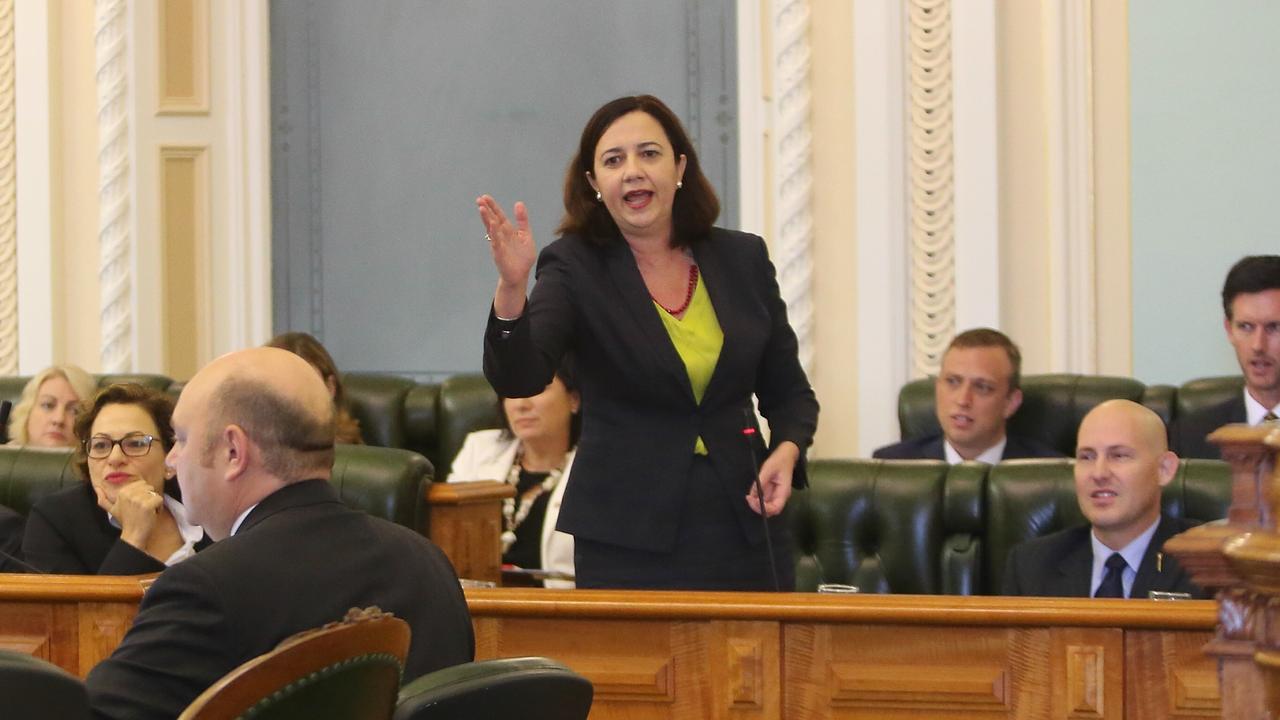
[1175,254,1280,459]
[86,347,474,720]
[1002,400,1204,599]
[874,328,1061,463]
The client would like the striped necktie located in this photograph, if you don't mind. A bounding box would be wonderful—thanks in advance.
[1265,411,1279,423]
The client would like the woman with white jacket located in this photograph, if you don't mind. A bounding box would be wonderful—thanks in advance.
[447,360,579,588]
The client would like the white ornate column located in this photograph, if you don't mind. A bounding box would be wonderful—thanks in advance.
[0,0,16,374]
[96,0,133,373]
[769,0,816,375]
[1045,0,1097,373]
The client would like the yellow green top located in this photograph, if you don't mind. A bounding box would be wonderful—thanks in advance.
[654,269,722,455]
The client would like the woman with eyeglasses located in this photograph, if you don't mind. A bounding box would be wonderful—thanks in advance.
[22,384,210,574]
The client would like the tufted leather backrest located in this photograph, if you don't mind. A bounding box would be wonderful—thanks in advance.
[790,459,957,594]
[0,444,432,536]
[1175,376,1243,421]
[982,458,1232,595]
[343,373,501,479]
[898,373,1170,456]
[0,446,81,516]
[0,374,179,410]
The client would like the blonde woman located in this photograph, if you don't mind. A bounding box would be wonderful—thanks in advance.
[7,365,96,447]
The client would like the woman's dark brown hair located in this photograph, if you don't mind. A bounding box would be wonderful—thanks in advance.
[72,384,175,482]
[266,332,364,444]
[498,354,582,446]
[557,95,719,248]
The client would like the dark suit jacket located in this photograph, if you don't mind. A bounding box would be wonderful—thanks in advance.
[22,481,211,575]
[86,479,474,720]
[872,434,1064,461]
[485,228,819,554]
[1001,515,1205,599]
[1172,394,1245,460]
[0,504,24,573]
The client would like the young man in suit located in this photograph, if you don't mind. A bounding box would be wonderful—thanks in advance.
[873,328,1061,463]
[1002,400,1204,599]
[1175,255,1280,459]
[86,348,474,720]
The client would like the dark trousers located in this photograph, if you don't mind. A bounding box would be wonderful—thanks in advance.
[574,456,794,591]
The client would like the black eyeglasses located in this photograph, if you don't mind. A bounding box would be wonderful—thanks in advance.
[86,433,156,459]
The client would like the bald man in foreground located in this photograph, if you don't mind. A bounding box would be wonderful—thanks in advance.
[86,348,474,720]
[1001,400,1205,599]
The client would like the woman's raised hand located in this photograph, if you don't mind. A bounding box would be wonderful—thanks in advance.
[477,195,536,318]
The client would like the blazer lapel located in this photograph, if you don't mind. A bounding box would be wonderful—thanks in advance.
[1052,534,1094,598]
[1131,516,1181,598]
[602,239,696,403]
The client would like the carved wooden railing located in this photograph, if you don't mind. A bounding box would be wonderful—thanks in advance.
[1166,422,1280,719]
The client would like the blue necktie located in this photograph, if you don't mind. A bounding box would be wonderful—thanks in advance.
[1094,552,1127,598]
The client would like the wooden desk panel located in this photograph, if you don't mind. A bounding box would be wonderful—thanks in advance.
[466,590,1220,720]
[0,579,1221,718]
[0,575,144,677]
[425,480,511,584]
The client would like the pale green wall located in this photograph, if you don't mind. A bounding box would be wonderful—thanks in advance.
[1130,0,1280,385]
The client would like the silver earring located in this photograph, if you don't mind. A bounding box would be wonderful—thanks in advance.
[676,181,683,190]
[595,191,602,201]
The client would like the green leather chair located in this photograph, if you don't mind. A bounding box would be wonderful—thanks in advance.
[0,649,89,720]
[343,373,500,480]
[790,459,964,594]
[393,657,592,720]
[0,446,81,516]
[2,371,501,484]
[0,374,177,411]
[0,444,433,538]
[981,458,1232,595]
[896,373,1175,457]
[1171,375,1243,458]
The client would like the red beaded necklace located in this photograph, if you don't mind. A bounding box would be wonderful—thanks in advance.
[653,263,700,316]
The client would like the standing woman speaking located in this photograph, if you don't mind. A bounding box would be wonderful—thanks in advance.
[478,95,818,591]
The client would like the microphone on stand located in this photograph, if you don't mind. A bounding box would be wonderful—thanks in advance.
[0,399,12,444]
[742,407,780,592]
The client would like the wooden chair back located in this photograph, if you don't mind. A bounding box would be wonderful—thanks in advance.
[179,608,410,720]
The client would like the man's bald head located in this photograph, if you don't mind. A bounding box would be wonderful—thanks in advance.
[1078,400,1169,455]
[1074,399,1178,550]
[188,347,336,481]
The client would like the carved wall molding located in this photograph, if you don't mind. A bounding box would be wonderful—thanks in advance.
[0,0,16,374]
[906,0,955,378]
[96,0,133,373]
[157,0,209,114]
[770,0,815,374]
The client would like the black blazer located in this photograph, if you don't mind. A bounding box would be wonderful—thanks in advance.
[0,504,24,573]
[22,481,211,575]
[485,228,819,553]
[1001,515,1205,599]
[872,434,1064,461]
[86,480,475,720]
[1172,394,1245,460]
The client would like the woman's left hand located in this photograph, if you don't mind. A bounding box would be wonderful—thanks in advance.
[746,441,800,517]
